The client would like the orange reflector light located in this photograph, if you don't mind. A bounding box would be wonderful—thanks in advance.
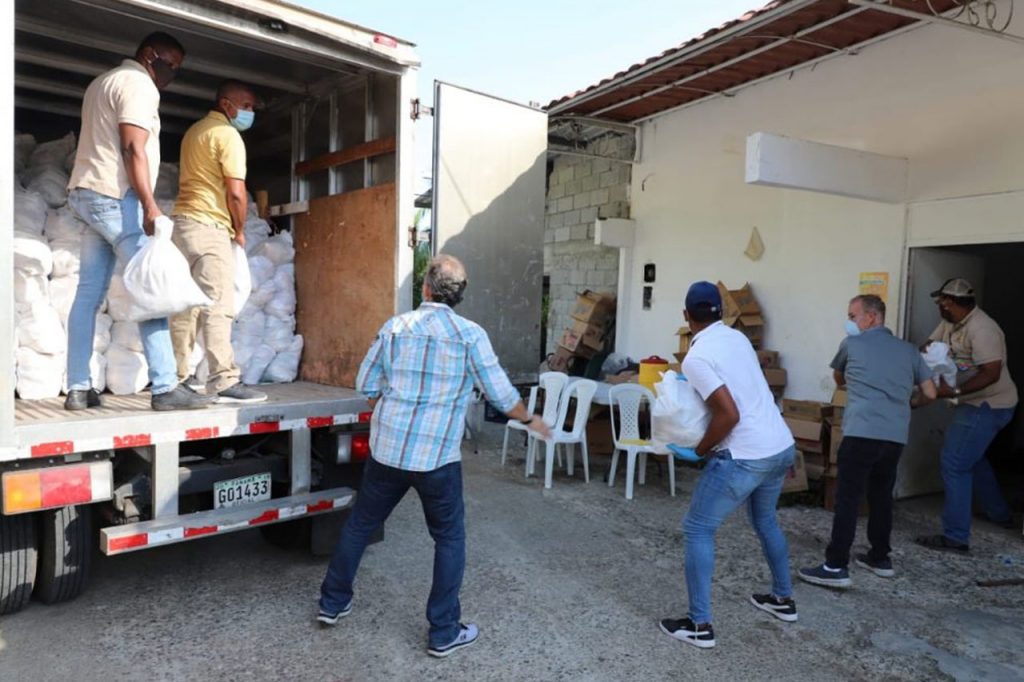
[2,461,112,515]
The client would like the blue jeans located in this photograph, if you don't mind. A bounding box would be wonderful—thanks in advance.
[66,188,176,395]
[940,402,1015,544]
[682,446,795,624]
[320,457,466,649]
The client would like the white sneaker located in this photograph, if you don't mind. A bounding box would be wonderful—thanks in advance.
[427,623,479,658]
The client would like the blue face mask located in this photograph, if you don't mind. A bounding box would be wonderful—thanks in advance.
[230,109,255,131]
[845,319,861,336]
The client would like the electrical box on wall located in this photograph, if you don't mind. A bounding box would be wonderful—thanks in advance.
[643,263,656,283]
[642,286,653,310]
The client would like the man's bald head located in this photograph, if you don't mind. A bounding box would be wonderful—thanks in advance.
[216,80,255,104]
[424,254,468,307]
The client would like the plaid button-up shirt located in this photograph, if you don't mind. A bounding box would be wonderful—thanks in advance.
[356,302,521,471]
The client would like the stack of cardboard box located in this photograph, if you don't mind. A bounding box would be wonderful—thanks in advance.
[675,282,786,395]
[549,290,616,373]
[783,399,832,483]
[822,386,863,513]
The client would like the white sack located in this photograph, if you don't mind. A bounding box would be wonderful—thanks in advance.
[94,314,113,354]
[15,133,36,173]
[106,273,134,322]
[15,347,64,400]
[121,216,212,321]
[265,315,296,352]
[28,132,76,171]
[265,268,296,319]
[651,370,711,450]
[241,344,275,385]
[49,237,82,278]
[105,344,149,395]
[49,275,79,326]
[923,341,958,388]
[25,166,70,208]
[234,308,266,340]
[14,270,49,305]
[232,242,252,316]
[14,231,53,276]
[253,232,295,266]
[264,335,303,383]
[111,321,145,353]
[15,188,48,235]
[16,301,65,355]
[249,279,276,308]
[44,206,86,242]
[247,255,275,286]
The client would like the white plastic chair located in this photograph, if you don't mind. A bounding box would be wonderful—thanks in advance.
[607,384,674,500]
[501,372,569,465]
[526,378,597,489]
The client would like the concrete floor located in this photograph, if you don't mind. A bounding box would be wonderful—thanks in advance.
[2,428,1023,681]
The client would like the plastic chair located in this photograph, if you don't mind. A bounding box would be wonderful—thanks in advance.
[501,372,569,465]
[526,378,597,489]
[607,384,674,500]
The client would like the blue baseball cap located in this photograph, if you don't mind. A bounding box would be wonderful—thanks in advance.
[685,281,722,313]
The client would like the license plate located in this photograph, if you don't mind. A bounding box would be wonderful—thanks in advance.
[213,472,272,509]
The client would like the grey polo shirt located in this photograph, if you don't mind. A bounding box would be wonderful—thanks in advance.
[831,326,931,445]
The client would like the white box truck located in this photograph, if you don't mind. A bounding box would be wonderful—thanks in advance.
[1,0,547,614]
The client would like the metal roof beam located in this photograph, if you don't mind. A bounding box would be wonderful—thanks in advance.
[847,0,1024,46]
[587,5,872,118]
[15,73,207,120]
[14,94,190,134]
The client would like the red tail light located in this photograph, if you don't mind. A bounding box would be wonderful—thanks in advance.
[351,433,371,462]
[358,411,372,423]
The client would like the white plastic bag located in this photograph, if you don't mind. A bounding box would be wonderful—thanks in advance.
[16,301,66,355]
[264,335,303,383]
[265,268,296,319]
[247,255,275,285]
[122,216,212,321]
[105,344,149,395]
[14,271,49,305]
[49,275,79,326]
[49,237,82,278]
[14,231,53,276]
[16,347,64,399]
[265,315,296,352]
[651,370,711,449]
[254,232,295,266]
[105,273,134,322]
[232,242,252,316]
[923,341,957,388]
[94,314,114,354]
[241,344,275,385]
[111,321,145,353]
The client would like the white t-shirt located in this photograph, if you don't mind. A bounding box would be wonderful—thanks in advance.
[69,59,161,199]
[681,321,794,460]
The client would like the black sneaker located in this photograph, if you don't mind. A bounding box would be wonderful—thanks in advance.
[750,594,798,622]
[316,602,352,626]
[659,617,715,649]
[216,383,268,404]
[427,623,479,658]
[151,385,214,411]
[798,563,852,589]
[855,553,895,578]
[64,388,102,411]
[914,534,969,553]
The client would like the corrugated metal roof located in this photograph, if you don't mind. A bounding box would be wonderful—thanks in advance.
[547,0,959,122]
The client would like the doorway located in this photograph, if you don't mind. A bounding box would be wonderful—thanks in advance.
[900,243,1024,509]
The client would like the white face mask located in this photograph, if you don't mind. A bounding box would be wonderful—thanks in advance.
[845,319,861,336]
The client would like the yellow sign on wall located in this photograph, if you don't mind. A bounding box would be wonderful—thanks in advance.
[859,272,889,303]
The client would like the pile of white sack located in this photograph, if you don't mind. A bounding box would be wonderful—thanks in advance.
[12,133,303,400]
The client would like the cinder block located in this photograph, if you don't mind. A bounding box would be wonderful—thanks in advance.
[593,158,611,174]
[570,224,588,241]
[608,184,629,203]
[557,166,574,185]
[599,170,618,188]
[547,182,566,200]
[557,196,574,213]
[580,207,598,225]
[590,188,609,206]
[581,174,600,192]
[573,193,590,210]
[565,179,582,196]
[575,162,593,179]
[546,212,564,230]
[555,226,571,242]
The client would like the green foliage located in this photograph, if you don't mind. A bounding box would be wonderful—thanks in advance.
[413,242,431,308]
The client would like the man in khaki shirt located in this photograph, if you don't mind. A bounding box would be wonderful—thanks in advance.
[916,278,1018,552]
[65,32,208,412]
[171,81,266,403]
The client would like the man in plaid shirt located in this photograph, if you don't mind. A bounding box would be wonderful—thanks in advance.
[317,254,549,658]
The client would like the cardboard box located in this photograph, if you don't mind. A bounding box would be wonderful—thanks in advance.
[571,290,616,326]
[585,408,615,456]
[559,322,600,356]
[676,326,694,354]
[716,281,742,321]
[763,368,787,387]
[829,424,843,464]
[783,400,833,422]
[730,283,762,316]
[757,350,780,369]
[803,452,828,481]
[831,386,847,407]
[785,416,825,442]
[674,352,688,364]
[549,346,573,373]
[781,450,808,494]
[736,314,765,348]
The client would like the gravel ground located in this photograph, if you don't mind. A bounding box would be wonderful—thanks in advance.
[2,428,1023,681]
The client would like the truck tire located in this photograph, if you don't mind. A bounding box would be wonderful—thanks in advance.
[0,513,38,615]
[34,505,93,605]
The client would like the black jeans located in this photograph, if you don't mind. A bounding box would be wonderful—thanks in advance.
[825,436,904,569]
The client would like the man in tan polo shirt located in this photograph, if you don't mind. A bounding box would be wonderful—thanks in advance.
[916,278,1018,552]
[170,80,266,404]
[65,32,209,412]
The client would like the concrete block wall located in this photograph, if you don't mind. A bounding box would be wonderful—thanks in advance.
[544,143,631,355]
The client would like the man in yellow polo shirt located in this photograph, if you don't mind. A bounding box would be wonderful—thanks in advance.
[170,80,266,403]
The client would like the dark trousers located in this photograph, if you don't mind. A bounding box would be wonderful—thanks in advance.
[319,457,466,649]
[825,436,903,569]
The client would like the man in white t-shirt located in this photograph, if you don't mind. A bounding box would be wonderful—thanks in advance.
[659,281,797,650]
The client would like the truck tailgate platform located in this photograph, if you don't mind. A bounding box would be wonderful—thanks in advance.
[9,382,368,462]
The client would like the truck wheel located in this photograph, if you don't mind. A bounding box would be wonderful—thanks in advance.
[260,518,312,550]
[0,513,38,614]
[34,505,93,605]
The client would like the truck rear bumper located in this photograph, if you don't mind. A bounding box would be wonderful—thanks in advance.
[100,487,354,555]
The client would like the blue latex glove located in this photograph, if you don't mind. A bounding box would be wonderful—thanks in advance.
[667,444,702,463]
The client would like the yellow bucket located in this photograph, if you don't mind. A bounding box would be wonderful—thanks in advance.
[638,356,670,392]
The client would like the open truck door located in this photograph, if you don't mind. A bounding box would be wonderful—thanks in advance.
[431,82,547,384]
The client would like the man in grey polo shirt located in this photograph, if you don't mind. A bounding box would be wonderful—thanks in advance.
[799,295,935,588]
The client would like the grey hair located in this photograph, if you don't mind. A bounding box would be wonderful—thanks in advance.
[425,254,468,307]
[851,294,886,321]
